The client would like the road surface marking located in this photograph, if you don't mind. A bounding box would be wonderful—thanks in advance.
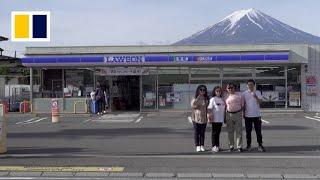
[261,118,270,124]
[1,154,319,159]
[92,119,134,123]
[187,116,192,124]
[22,117,48,124]
[305,116,320,122]
[262,112,297,115]
[313,116,320,119]
[134,116,143,123]
[16,117,38,125]
[0,166,124,172]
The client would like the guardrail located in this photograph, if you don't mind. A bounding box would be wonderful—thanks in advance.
[73,100,88,114]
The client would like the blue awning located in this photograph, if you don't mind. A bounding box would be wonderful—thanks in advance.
[22,52,290,67]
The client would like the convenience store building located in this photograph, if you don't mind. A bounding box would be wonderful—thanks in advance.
[21,44,320,113]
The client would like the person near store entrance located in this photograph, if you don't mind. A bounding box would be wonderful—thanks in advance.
[225,83,244,152]
[191,85,209,152]
[95,82,104,115]
[242,79,266,152]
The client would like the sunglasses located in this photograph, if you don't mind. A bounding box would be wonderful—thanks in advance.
[199,88,206,92]
[227,87,234,89]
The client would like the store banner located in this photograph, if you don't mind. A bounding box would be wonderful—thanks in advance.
[262,91,279,101]
[289,92,301,106]
[100,67,149,76]
[306,76,317,96]
[22,52,290,66]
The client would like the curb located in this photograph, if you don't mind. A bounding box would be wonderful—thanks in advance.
[1,172,319,179]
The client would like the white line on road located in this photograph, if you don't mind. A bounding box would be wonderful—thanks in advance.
[92,119,134,123]
[261,118,270,124]
[262,112,297,115]
[22,117,48,124]
[0,153,320,159]
[15,117,38,125]
[305,116,320,122]
[134,116,143,123]
[313,116,320,119]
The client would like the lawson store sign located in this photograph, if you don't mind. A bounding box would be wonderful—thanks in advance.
[22,52,289,67]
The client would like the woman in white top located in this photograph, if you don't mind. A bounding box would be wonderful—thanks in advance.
[207,86,226,153]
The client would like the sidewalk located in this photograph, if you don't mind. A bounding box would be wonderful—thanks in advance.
[0,170,319,179]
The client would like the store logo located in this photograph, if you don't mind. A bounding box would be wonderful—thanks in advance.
[104,56,145,63]
[196,56,214,61]
[174,56,189,62]
[11,11,50,42]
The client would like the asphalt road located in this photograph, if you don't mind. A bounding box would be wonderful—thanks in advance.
[0,111,319,179]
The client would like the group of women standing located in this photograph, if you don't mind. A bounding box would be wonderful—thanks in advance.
[191,80,266,153]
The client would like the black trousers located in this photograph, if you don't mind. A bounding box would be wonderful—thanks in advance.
[97,99,104,113]
[193,122,207,146]
[245,117,263,147]
[211,122,223,147]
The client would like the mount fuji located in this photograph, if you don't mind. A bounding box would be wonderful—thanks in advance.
[174,8,320,45]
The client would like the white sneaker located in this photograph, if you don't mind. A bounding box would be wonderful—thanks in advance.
[196,146,201,152]
[212,146,219,153]
[200,146,205,152]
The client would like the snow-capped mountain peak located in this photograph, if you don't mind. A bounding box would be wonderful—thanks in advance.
[174,8,320,45]
[220,8,264,31]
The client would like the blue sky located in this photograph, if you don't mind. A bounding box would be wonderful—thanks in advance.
[1,0,319,57]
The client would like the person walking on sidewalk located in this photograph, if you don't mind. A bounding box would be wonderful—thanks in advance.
[225,83,244,152]
[207,86,225,153]
[242,79,266,152]
[191,85,209,152]
[95,83,104,115]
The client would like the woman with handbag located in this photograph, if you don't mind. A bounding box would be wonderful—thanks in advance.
[191,85,209,152]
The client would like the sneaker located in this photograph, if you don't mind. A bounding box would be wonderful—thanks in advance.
[246,146,252,152]
[212,146,219,153]
[237,148,243,152]
[196,146,201,152]
[228,147,234,152]
[200,146,205,152]
[103,110,107,114]
[258,145,266,152]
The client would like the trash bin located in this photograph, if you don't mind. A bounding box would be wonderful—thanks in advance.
[90,100,98,114]
[0,104,8,154]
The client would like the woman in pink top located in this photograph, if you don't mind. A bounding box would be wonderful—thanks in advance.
[225,83,244,152]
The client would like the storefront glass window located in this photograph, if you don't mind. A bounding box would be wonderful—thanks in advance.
[256,79,286,108]
[158,67,189,110]
[190,67,220,78]
[287,65,301,108]
[64,69,94,98]
[41,69,62,98]
[142,67,157,110]
[256,66,285,77]
[223,66,253,77]
[32,69,41,98]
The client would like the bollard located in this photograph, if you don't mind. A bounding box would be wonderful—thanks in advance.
[19,102,24,113]
[51,99,59,123]
[23,100,29,113]
[0,104,8,154]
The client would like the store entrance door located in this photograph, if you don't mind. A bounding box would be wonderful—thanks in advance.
[110,76,140,111]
